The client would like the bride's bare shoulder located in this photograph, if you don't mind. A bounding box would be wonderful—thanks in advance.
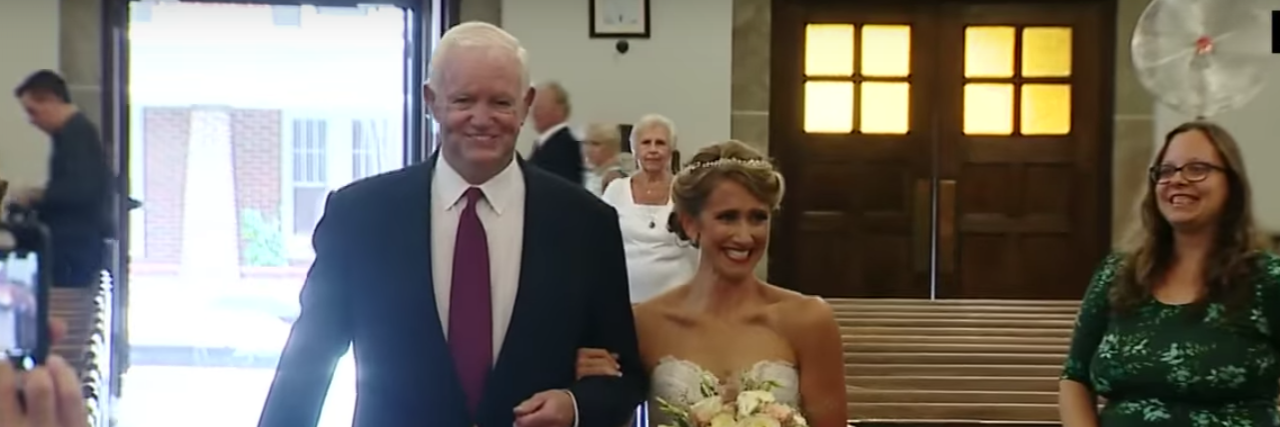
[632,287,690,324]
[760,283,806,301]
[763,285,837,331]
[762,283,825,308]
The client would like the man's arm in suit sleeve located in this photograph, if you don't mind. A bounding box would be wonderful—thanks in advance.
[568,204,648,427]
[257,192,354,427]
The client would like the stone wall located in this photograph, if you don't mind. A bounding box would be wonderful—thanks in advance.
[730,0,772,158]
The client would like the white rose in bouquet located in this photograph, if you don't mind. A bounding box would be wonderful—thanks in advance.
[735,390,776,416]
[708,413,737,427]
[690,396,726,424]
[760,402,795,422]
[734,415,782,427]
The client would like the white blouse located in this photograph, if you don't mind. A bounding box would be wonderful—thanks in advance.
[584,165,624,197]
[601,177,699,303]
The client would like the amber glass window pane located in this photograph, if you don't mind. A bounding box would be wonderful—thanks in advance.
[805,24,855,77]
[804,81,855,133]
[860,82,910,134]
[964,26,1015,78]
[1021,84,1071,135]
[861,25,911,77]
[963,83,1013,135]
[1021,27,1073,77]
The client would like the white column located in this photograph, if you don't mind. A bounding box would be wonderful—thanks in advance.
[178,108,240,284]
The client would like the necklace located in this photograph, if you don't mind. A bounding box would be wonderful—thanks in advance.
[634,174,670,229]
[636,177,670,199]
[640,205,663,229]
[641,183,666,197]
[647,209,665,229]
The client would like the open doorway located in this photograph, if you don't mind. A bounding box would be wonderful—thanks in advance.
[116,2,430,426]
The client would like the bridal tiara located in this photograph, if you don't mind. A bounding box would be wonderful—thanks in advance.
[677,158,775,176]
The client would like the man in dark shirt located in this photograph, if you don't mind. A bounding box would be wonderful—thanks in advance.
[11,70,112,288]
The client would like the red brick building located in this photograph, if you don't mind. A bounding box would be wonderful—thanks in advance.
[135,106,399,276]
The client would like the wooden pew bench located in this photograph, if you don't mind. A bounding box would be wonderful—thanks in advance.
[830,298,1080,426]
[49,276,114,427]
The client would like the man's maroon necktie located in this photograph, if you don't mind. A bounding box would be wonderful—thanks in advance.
[449,187,492,414]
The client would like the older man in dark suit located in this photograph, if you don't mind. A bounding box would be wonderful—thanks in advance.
[527,81,585,185]
[257,22,647,427]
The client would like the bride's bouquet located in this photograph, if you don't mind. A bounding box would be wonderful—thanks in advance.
[654,372,809,427]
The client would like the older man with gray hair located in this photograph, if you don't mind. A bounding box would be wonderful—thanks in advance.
[257,21,646,427]
[528,81,585,185]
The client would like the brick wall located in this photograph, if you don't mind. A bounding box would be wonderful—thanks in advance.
[141,108,190,265]
[141,107,283,267]
[230,110,283,265]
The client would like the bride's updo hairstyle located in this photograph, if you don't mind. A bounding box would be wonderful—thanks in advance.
[666,140,785,243]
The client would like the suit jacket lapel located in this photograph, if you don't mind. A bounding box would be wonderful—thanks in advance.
[402,156,471,421]
[403,156,445,348]
[482,160,554,406]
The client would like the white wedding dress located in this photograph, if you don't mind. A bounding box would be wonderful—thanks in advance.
[646,356,801,426]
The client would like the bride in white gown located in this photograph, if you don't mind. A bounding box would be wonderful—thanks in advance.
[576,140,848,427]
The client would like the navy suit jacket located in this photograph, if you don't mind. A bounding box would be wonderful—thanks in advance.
[257,157,648,427]
[528,127,584,185]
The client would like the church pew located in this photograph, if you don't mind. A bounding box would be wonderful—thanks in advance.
[849,402,1060,423]
[50,287,100,370]
[831,298,1079,425]
[49,273,114,427]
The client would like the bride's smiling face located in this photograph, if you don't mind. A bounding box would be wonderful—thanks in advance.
[685,180,771,281]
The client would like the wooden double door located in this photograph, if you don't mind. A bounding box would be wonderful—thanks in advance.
[768,0,1115,299]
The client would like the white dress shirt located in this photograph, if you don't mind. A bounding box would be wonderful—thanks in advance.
[431,155,582,424]
[431,154,525,363]
[535,122,570,148]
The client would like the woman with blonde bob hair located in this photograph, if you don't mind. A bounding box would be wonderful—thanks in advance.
[582,122,626,196]
[1058,121,1280,427]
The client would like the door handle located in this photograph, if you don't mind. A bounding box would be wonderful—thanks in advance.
[938,179,957,275]
[912,179,931,273]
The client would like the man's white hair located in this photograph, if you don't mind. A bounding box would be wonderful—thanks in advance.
[428,21,530,91]
[630,114,678,149]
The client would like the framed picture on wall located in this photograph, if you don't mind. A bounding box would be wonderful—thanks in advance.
[589,0,651,39]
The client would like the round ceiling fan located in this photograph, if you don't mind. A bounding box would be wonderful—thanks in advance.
[1131,0,1273,119]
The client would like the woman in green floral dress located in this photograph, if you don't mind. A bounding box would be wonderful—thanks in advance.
[1059,121,1280,427]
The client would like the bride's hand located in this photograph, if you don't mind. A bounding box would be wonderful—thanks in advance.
[575,348,621,379]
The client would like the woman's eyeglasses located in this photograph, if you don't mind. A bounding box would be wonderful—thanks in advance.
[1149,162,1225,183]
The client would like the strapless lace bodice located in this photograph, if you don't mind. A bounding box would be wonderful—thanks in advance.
[647,356,799,425]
